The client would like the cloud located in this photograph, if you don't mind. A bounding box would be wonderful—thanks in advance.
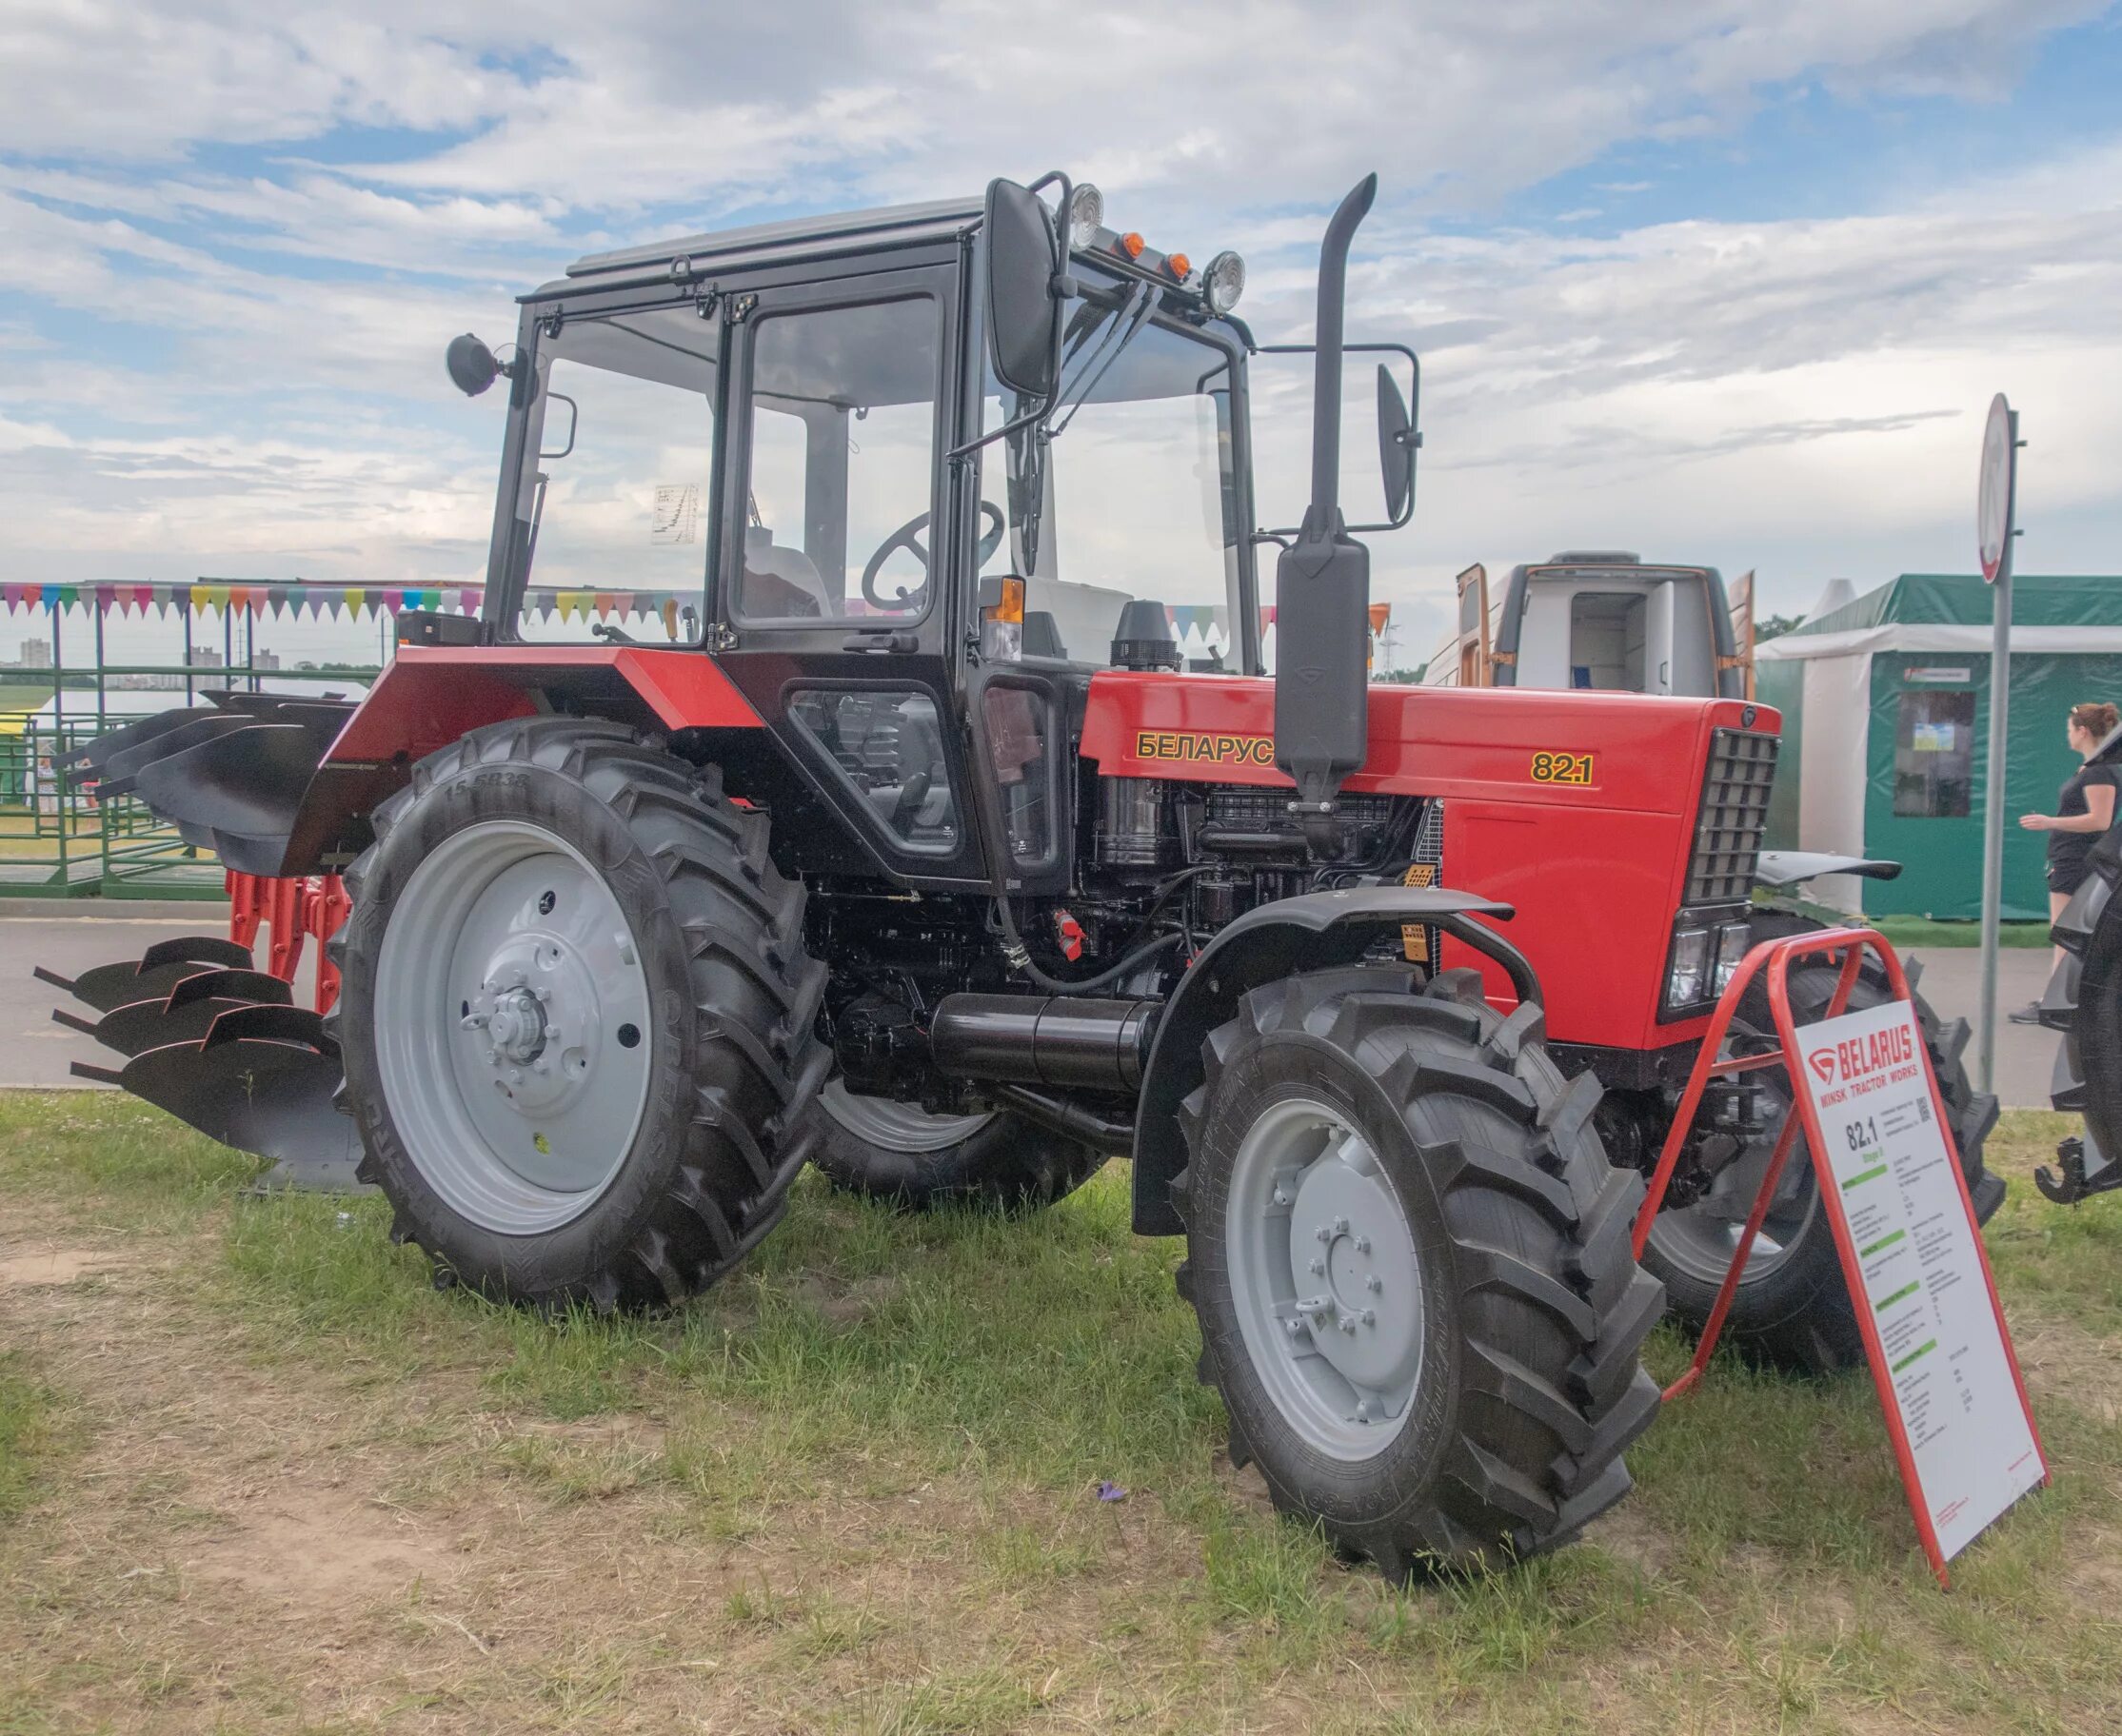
[0,0,2114,638]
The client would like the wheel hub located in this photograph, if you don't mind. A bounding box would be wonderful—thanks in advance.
[1225,1095,1425,1458]
[372,820,653,1231]
[482,985,547,1064]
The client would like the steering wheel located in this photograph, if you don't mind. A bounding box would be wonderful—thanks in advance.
[860,503,1007,609]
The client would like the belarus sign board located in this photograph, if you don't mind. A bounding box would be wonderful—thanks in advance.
[1795,996,2047,1579]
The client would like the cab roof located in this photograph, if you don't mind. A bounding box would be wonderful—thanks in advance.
[547,197,984,295]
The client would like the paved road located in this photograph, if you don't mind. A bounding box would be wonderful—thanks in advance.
[2,912,319,1088]
[0,915,2066,1106]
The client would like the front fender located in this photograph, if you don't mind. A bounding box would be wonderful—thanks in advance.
[1754,850,1902,889]
[1130,886,1531,1236]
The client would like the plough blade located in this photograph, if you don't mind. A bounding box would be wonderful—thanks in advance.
[69,1003,363,1193]
[56,967,294,1058]
[61,691,357,878]
[35,935,255,1013]
[44,942,366,1194]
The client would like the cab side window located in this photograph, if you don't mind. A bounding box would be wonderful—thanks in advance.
[736,297,942,623]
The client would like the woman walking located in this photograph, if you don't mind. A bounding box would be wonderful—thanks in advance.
[2012,700,2121,1019]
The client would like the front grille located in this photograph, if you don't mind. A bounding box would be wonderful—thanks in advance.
[1686,728,1778,903]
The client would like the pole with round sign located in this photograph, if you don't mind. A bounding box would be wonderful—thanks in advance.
[1975,393,2019,1096]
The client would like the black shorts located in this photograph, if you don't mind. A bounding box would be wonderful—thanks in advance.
[2049,859,2091,897]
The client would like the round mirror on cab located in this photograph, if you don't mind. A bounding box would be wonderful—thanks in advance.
[446,333,502,398]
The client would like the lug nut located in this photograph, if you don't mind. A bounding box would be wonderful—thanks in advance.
[1333,1216,1349,1235]
[1360,1309,1376,1327]
[1339,1316,1358,1335]
[1354,1235,1371,1254]
[1366,1274,1382,1293]
[1307,1257,1324,1276]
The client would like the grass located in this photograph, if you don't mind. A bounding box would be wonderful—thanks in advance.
[0,1355,74,1519]
[1867,916,2051,949]
[1,1090,2119,1733]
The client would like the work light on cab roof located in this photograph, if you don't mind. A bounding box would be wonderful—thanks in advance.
[1067,181,1239,305]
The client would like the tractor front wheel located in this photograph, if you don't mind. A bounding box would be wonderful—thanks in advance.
[1173,968,1665,1576]
[332,718,828,1312]
[1638,913,2002,1374]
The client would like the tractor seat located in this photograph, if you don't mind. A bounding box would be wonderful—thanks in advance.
[740,526,829,618]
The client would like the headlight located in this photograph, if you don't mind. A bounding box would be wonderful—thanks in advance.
[1202,249,1245,314]
[1714,923,1752,993]
[1666,927,1711,1009]
[1068,183,1104,250]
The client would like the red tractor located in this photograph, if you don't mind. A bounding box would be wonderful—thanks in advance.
[47,173,1999,1576]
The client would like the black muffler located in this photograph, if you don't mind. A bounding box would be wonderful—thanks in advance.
[1273,173,1378,856]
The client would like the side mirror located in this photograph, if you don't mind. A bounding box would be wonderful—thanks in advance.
[982,178,1063,402]
[446,333,503,398]
[1377,364,1418,523]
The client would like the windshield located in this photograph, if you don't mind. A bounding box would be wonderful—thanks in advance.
[509,304,723,644]
[979,296,1245,670]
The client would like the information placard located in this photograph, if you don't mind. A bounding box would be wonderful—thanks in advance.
[1795,997,2047,1572]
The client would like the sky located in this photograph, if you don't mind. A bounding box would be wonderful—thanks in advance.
[2,0,2119,668]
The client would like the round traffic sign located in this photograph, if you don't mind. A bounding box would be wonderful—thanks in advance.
[1977,393,2014,584]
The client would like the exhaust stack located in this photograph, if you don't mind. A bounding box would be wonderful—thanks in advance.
[1273,173,1378,854]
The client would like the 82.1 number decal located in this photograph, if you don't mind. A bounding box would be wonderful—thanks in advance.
[1530,751,1595,785]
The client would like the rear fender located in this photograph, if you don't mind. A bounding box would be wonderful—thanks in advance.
[282,645,765,869]
[1131,886,1532,1235]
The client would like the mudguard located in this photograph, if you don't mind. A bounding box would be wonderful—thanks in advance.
[1753,850,1902,888]
[1130,885,1532,1236]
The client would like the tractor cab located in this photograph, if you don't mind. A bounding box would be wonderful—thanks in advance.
[445,180,1416,893]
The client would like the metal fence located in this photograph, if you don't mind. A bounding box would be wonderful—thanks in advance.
[0,657,380,899]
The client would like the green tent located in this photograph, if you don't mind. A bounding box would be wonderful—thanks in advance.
[1757,573,2122,920]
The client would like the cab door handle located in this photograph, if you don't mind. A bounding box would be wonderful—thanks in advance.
[843,632,918,653]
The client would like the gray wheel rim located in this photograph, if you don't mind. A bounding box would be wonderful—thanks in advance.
[374,819,653,1234]
[1646,1071,1819,1287]
[1225,1095,1422,1460]
[820,1081,993,1154]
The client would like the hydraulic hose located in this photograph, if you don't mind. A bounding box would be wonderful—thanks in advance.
[993,896,1183,996]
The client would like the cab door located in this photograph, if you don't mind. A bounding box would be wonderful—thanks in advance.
[706,262,990,889]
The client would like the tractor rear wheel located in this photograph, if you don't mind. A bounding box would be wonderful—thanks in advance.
[811,1085,1106,1210]
[1639,912,2003,1374]
[1173,967,1665,1576]
[332,718,828,1312]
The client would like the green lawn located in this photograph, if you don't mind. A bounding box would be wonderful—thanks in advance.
[1869,916,2052,949]
[2,1093,2118,1734]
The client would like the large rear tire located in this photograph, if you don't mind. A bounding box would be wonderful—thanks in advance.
[810,1084,1106,1210]
[333,718,829,1312]
[1173,968,1665,1577]
[1640,910,2003,1373]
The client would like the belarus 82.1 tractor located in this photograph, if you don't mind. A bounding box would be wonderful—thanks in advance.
[47,172,2002,1577]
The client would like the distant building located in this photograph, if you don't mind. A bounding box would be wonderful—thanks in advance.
[17,639,50,669]
[250,649,282,671]
[188,648,223,669]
